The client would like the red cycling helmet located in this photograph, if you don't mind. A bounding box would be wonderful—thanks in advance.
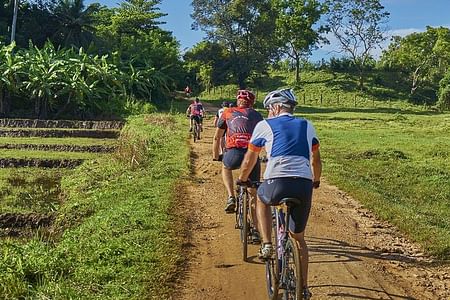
[236,90,256,107]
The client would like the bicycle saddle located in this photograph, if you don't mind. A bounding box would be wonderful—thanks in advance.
[280,197,302,207]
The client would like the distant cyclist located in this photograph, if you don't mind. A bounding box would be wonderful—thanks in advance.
[184,85,192,97]
[214,101,230,155]
[237,88,321,299]
[213,101,230,127]
[186,97,205,133]
[212,89,263,242]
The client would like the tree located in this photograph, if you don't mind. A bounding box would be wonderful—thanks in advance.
[274,0,327,84]
[192,0,278,88]
[325,0,389,89]
[183,41,231,88]
[381,27,450,96]
[438,71,450,110]
[52,0,99,48]
[112,0,166,38]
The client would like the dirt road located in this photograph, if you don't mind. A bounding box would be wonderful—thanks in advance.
[176,104,449,300]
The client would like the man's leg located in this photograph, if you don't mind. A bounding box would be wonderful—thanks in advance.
[256,197,272,244]
[249,188,258,226]
[222,166,236,213]
[222,166,234,198]
[290,231,309,289]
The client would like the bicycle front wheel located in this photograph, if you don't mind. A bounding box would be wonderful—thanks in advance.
[241,190,249,262]
[282,238,303,300]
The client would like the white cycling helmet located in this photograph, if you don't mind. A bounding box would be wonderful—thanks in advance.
[263,88,298,109]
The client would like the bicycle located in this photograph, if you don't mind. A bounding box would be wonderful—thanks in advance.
[265,197,305,300]
[190,115,201,142]
[235,181,259,262]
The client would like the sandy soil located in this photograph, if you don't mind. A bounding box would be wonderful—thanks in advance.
[175,103,449,300]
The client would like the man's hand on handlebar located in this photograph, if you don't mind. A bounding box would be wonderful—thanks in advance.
[236,178,252,187]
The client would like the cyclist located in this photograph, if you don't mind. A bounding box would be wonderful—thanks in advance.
[212,90,263,242]
[214,101,230,155]
[213,101,230,127]
[184,85,192,97]
[237,88,321,299]
[186,97,205,133]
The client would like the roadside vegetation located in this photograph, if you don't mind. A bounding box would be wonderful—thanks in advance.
[0,114,190,299]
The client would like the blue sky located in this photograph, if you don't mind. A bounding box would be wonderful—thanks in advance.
[91,0,450,59]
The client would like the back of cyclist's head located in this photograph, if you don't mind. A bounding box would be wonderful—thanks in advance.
[194,97,200,103]
[263,88,298,112]
[236,89,256,108]
[221,101,230,108]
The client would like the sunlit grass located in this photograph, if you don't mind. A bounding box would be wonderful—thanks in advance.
[299,108,450,258]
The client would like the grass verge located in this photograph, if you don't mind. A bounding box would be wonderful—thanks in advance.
[0,113,190,299]
[300,109,450,259]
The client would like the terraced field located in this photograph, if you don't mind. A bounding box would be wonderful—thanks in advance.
[0,119,123,237]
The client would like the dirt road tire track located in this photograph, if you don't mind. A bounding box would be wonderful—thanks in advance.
[177,103,449,300]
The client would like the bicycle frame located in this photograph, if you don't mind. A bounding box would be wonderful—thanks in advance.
[266,200,303,300]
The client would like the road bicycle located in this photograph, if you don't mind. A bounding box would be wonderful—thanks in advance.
[265,197,305,300]
[235,182,259,262]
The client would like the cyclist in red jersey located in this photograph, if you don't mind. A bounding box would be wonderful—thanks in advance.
[186,97,205,132]
[212,90,263,241]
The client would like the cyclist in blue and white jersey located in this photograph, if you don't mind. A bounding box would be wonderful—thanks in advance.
[237,88,322,299]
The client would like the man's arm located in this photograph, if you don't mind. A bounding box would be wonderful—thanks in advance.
[311,149,322,184]
[186,106,190,115]
[238,148,260,182]
[212,128,225,160]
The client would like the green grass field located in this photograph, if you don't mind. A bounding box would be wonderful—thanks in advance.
[298,108,450,258]
[0,114,190,299]
[0,168,69,214]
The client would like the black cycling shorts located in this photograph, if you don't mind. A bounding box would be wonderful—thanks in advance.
[190,115,202,123]
[257,177,313,233]
[223,148,260,182]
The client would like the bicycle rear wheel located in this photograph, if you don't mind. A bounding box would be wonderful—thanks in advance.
[196,122,201,140]
[193,122,200,142]
[265,208,280,299]
[282,238,303,300]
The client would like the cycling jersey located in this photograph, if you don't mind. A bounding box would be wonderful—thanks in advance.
[189,103,204,116]
[217,107,263,149]
[249,113,319,180]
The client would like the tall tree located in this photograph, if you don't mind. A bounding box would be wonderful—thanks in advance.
[192,0,278,88]
[184,41,231,89]
[112,0,165,38]
[52,0,99,48]
[381,27,450,96]
[325,0,389,89]
[274,0,327,84]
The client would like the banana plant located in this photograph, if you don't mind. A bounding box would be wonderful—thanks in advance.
[0,43,25,115]
[22,43,67,118]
